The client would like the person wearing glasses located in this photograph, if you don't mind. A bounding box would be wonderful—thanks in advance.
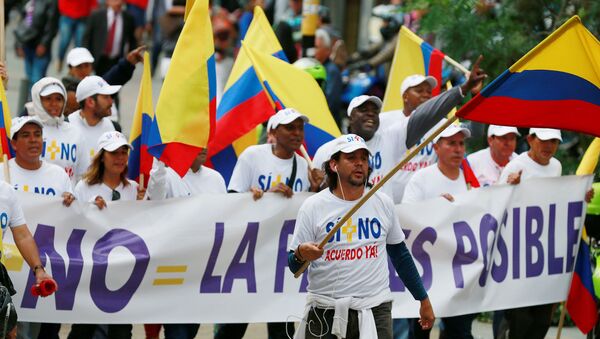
[73,131,145,210]
[70,131,144,338]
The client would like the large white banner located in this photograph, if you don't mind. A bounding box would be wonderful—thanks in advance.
[3,175,592,323]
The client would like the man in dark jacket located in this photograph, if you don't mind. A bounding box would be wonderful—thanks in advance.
[83,0,137,76]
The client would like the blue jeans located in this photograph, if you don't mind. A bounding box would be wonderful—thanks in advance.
[23,45,50,90]
[57,15,87,60]
[163,324,199,339]
[392,318,409,339]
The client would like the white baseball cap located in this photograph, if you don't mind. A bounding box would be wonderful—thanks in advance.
[347,95,382,116]
[267,108,309,130]
[10,116,43,139]
[401,75,437,96]
[97,131,133,152]
[529,128,562,141]
[76,76,121,102]
[66,47,95,67]
[487,125,521,137]
[39,82,66,97]
[328,134,371,160]
[433,121,471,143]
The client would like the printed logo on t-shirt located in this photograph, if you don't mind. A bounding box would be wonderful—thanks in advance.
[402,137,435,172]
[415,137,434,156]
[13,184,56,196]
[0,212,8,230]
[325,217,381,243]
[323,217,381,261]
[42,140,77,162]
[368,152,383,186]
[258,173,303,192]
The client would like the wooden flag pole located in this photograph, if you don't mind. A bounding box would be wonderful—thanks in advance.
[294,115,458,278]
[0,0,4,63]
[299,145,314,169]
[3,154,10,184]
[556,302,566,339]
[444,55,469,75]
[139,173,145,189]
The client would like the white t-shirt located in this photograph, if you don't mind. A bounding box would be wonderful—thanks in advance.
[228,144,310,193]
[497,152,562,184]
[149,165,227,199]
[40,122,87,183]
[0,159,72,196]
[0,181,26,231]
[402,164,468,203]
[388,116,444,203]
[313,121,409,198]
[467,147,517,187]
[69,111,116,176]
[378,109,404,130]
[74,179,139,203]
[289,189,405,298]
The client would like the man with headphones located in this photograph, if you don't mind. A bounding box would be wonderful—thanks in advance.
[288,134,434,339]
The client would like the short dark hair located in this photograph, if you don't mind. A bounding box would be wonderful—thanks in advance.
[65,81,79,92]
[78,94,98,110]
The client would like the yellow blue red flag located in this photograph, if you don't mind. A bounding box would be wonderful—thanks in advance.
[208,6,288,182]
[0,80,13,159]
[457,16,600,137]
[566,137,599,334]
[382,26,445,112]
[243,42,340,155]
[147,0,216,177]
[127,52,154,187]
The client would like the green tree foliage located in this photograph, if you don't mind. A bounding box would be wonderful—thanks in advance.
[414,0,600,79]
[409,0,600,175]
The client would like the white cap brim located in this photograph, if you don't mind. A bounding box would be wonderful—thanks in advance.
[488,125,521,137]
[401,75,438,96]
[10,117,44,139]
[102,141,133,152]
[529,128,562,141]
[40,83,65,97]
[434,124,471,143]
[347,95,383,116]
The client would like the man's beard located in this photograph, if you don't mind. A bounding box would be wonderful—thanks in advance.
[348,175,367,187]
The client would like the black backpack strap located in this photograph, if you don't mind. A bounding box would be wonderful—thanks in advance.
[287,154,297,190]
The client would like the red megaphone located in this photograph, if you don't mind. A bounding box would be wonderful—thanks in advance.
[30,279,57,297]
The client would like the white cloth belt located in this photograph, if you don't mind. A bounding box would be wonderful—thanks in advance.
[294,290,393,339]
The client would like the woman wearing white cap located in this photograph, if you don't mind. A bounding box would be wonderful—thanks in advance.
[70,131,144,338]
[28,77,87,184]
[74,131,145,208]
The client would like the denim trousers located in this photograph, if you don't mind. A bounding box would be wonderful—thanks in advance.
[57,16,87,60]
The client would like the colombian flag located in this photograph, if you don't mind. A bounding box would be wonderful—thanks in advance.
[208,6,287,183]
[567,240,597,334]
[147,0,216,177]
[127,52,153,187]
[457,16,600,137]
[566,137,599,334]
[243,42,340,157]
[382,26,445,112]
[0,80,13,159]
